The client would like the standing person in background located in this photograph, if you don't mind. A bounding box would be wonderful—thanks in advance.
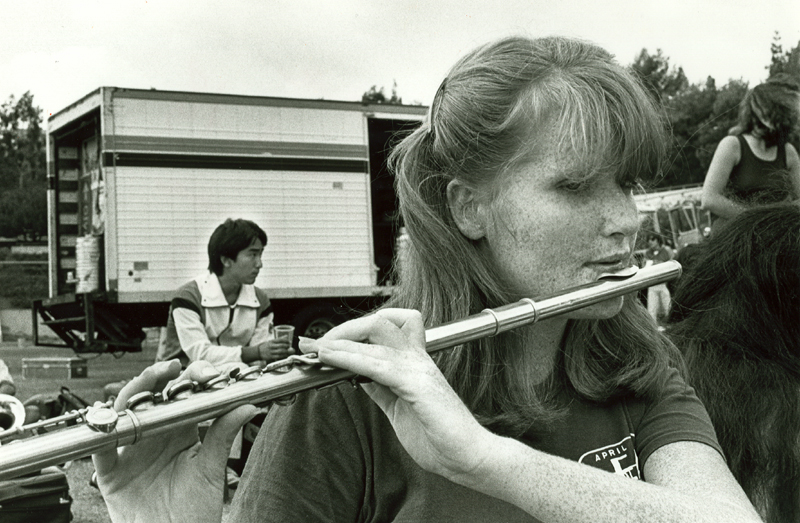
[667,203,800,523]
[766,73,800,152]
[156,218,292,372]
[93,35,760,523]
[701,82,800,233]
[643,233,673,323]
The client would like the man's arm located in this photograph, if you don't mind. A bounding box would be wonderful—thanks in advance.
[172,307,250,367]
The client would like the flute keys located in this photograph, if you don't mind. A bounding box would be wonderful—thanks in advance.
[165,379,196,401]
[203,375,230,391]
[126,391,156,411]
[232,366,262,381]
[86,403,119,433]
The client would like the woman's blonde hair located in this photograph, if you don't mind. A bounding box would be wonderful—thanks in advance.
[386,35,681,435]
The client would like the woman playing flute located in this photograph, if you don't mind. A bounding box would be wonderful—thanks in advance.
[93,35,760,523]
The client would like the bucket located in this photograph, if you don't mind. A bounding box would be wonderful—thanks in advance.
[75,235,101,293]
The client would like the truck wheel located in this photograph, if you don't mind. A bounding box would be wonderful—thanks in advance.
[292,304,348,339]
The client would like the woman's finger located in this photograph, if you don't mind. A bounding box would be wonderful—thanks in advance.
[373,308,426,341]
[321,309,424,353]
[159,360,225,400]
[314,340,431,391]
[197,405,261,477]
[96,359,185,472]
[112,359,183,412]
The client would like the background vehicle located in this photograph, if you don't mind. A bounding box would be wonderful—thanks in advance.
[634,185,711,262]
[33,87,426,353]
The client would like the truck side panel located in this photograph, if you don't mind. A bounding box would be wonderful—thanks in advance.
[96,93,404,302]
[108,97,365,147]
[111,166,375,298]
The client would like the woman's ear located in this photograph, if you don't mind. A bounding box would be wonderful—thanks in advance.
[446,179,487,240]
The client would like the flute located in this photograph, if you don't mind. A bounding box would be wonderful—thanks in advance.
[0,260,680,480]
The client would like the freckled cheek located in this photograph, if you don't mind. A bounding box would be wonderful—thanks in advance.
[489,225,567,295]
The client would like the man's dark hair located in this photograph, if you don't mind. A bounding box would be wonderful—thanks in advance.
[647,233,664,245]
[207,218,267,276]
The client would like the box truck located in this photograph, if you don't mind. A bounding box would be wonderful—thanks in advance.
[33,87,426,353]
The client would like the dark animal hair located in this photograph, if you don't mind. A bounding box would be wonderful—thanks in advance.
[667,203,800,523]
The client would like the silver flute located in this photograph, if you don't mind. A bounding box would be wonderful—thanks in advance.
[0,260,681,480]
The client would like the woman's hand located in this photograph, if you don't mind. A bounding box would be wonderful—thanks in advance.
[300,309,496,483]
[92,360,258,523]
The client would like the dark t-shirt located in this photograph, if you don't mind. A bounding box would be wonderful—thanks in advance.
[231,367,721,523]
[645,245,673,265]
[726,134,790,205]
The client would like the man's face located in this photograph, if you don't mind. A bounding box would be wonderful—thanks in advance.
[223,238,264,285]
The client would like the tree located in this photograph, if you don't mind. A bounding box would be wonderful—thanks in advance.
[362,80,403,104]
[0,92,46,240]
[0,180,47,241]
[1,92,46,189]
[659,76,718,187]
[630,49,689,103]
[693,79,749,170]
[766,32,800,79]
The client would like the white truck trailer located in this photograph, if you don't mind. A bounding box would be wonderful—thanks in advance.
[33,87,426,353]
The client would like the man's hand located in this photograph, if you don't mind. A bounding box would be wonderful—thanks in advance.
[258,338,293,363]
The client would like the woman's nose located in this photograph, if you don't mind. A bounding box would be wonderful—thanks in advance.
[600,186,639,238]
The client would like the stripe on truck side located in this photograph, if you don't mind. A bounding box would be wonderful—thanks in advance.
[102,152,368,172]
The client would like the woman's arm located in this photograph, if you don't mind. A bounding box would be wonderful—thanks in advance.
[310,309,761,523]
[786,143,800,200]
[463,436,759,523]
[701,136,745,219]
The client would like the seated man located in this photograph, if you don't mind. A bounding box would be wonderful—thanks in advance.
[157,218,292,371]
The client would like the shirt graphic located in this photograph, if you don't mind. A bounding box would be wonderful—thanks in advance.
[578,435,640,479]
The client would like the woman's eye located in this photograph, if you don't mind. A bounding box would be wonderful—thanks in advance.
[558,180,587,192]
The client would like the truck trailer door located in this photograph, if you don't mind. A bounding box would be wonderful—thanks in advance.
[367,118,420,286]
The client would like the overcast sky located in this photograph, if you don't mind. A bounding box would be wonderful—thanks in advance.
[1,0,798,120]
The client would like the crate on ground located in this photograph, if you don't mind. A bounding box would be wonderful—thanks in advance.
[21,358,88,380]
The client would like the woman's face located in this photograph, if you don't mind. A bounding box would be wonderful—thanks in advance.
[482,138,639,319]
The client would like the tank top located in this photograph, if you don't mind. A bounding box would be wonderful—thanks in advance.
[725,135,790,205]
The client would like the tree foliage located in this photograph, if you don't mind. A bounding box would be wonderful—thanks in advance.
[0,92,46,240]
[0,180,47,241]
[767,32,800,79]
[362,80,403,104]
[627,39,800,189]
[630,48,689,103]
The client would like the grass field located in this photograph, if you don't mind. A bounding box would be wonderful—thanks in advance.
[0,250,48,309]
[1,333,160,523]
[2,332,239,522]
